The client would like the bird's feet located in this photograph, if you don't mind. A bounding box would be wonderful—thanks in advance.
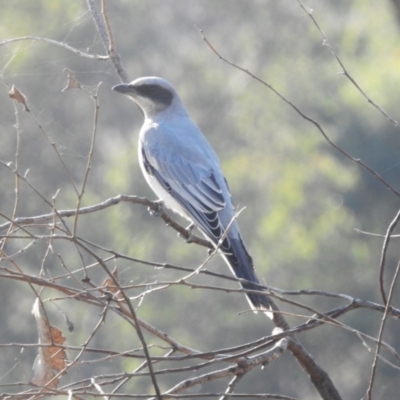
[179,222,195,243]
[148,200,163,217]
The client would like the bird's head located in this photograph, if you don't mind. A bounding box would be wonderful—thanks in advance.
[113,76,186,119]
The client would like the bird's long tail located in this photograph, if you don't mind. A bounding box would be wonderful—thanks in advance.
[220,235,272,311]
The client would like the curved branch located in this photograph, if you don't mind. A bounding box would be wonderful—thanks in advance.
[86,0,129,81]
[367,257,400,398]
[0,194,213,249]
[297,0,399,129]
[0,36,108,60]
[378,208,400,304]
[159,339,289,398]
[198,29,400,200]
[199,29,345,400]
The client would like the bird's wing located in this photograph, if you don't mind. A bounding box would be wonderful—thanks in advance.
[141,140,231,244]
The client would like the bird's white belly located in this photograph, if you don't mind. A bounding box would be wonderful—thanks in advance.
[142,165,191,221]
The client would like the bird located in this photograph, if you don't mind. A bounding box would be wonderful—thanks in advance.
[113,76,271,312]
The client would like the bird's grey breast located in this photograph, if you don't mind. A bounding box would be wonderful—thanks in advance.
[140,120,229,212]
[141,119,217,173]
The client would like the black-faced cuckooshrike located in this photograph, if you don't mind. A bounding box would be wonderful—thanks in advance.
[113,77,271,312]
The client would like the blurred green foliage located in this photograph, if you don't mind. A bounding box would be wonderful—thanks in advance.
[1,0,400,398]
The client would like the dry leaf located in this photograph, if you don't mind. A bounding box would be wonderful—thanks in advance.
[102,266,124,300]
[32,299,67,388]
[9,85,30,111]
[62,68,81,91]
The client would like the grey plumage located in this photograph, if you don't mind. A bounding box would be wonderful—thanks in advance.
[113,77,270,311]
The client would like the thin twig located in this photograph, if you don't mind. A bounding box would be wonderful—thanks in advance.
[28,108,79,196]
[101,0,129,81]
[0,36,108,60]
[367,257,400,399]
[73,83,101,237]
[73,238,163,400]
[157,339,288,398]
[0,194,213,249]
[1,101,22,252]
[297,0,399,128]
[199,27,343,400]
[198,28,400,200]
[378,208,400,304]
[86,0,110,50]
[355,228,400,239]
[220,374,244,400]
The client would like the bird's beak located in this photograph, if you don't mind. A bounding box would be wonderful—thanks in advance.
[112,83,132,94]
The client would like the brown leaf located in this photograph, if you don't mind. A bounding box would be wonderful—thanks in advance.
[102,266,124,300]
[8,85,30,111]
[62,68,81,91]
[32,299,67,388]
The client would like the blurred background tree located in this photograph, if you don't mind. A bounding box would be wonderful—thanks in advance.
[1,0,400,399]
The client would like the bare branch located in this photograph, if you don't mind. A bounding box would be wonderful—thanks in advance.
[86,0,129,81]
[0,36,108,60]
[297,0,400,129]
[367,257,400,399]
[0,194,213,248]
[198,28,400,200]
[378,208,400,304]
[73,83,101,237]
[101,0,129,82]
[158,339,288,398]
